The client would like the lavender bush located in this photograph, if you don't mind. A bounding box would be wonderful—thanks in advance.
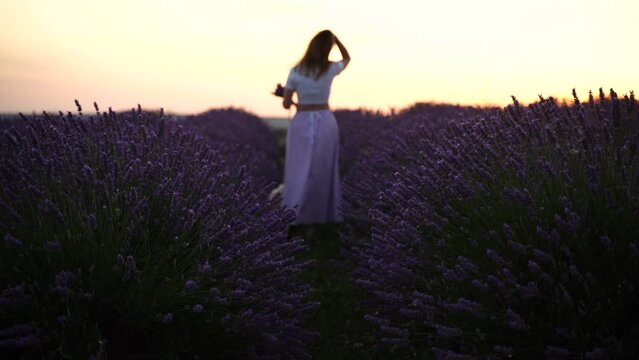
[179,108,282,185]
[0,114,26,134]
[0,103,315,359]
[345,90,639,358]
[339,104,491,239]
[334,109,390,176]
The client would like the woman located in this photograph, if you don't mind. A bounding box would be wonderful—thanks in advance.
[282,30,350,225]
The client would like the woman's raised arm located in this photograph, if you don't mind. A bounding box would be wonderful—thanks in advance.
[334,36,350,69]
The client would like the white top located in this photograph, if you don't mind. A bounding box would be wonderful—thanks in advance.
[285,61,345,105]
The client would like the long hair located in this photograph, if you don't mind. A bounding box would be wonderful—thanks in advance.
[296,30,334,80]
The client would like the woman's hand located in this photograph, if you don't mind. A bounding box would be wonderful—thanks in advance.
[333,35,351,69]
[283,88,296,109]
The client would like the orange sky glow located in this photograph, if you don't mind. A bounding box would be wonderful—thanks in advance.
[0,0,637,117]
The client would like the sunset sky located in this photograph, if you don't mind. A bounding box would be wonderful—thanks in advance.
[0,0,637,117]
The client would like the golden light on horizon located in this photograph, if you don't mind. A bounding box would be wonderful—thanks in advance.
[1,0,637,117]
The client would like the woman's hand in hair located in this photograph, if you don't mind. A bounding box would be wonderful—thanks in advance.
[334,35,351,69]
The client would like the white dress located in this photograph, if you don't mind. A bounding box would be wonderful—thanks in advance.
[282,61,345,224]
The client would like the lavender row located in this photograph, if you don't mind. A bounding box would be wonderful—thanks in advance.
[0,103,315,359]
[342,90,639,358]
[178,108,282,185]
[337,104,492,240]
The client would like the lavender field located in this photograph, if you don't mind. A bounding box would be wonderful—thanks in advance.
[1,90,638,359]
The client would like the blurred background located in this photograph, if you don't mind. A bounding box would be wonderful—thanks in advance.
[1,0,637,118]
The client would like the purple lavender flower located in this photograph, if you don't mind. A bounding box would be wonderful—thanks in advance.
[162,313,173,324]
[519,281,540,299]
[82,164,93,182]
[0,284,29,306]
[527,260,541,274]
[502,223,516,241]
[444,298,483,317]
[4,233,22,248]
[0,323,36,337]
[507,239,527,255]
[0,333,40,348]
[54,271,74,289]
[432,324,462,338]
[584,348,608,359]
[456,256,478,273]
[199,261,212,275]
[52,271,75,296]
[431,347,475,360]
[505,308,529,331]
[532,248,552,263]
[471,279,489,292]
[485,248,506,266]
[544,346,570,358]
[185,280,198,293]
[44,241,61,251]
